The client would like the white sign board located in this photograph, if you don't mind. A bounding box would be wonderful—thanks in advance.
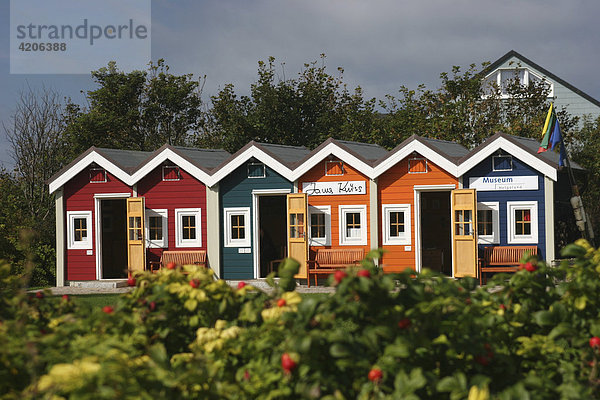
[469,176,538,191]
[302,181,367,196]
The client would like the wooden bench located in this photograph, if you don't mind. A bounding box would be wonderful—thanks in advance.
[478,246,538,285]
[307,248,364,287]
[148,250,207,273]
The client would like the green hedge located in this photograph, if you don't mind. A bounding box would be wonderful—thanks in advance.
[2,240,600,399]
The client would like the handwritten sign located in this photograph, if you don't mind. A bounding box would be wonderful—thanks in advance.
[302,181,367,196]
[469,176,538,191]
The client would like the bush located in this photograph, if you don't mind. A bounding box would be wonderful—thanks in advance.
[2,242,600,398]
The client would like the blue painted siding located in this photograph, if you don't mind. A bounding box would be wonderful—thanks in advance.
[219,160,293,279]
[463,153,546,260]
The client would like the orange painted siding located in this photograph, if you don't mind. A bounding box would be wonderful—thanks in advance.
[298,160,371,258]
[378,154,458,273]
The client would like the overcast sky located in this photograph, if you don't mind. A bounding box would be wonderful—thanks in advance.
[1,0,599,167]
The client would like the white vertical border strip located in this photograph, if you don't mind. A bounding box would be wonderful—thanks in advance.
[55,187,65,287]
[544,176,555,263]
[206,184,221,278]
[369,178,379,265]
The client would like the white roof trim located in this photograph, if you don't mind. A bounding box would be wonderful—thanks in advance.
[49,151,132,194]
[208,146,296,185]
[373,140,459,178]
[457,137,557,181]
[130,148,212,185]
[290,142,375,181]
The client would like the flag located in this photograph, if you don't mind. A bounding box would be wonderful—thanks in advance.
[538,103,566,166]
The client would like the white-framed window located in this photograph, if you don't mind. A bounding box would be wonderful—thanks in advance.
[89,168,107,183]
[507,201,538,244]
[308,205,331,246]
[67,211,93,250]
[477,202,499,244]
[145,209,168,248]
[224,207,251,247]
[162,166,181,181]
[482,68,554,98]
[382,204,411,245]
[325,161,344,176]
[175,208,202,248]
[408,158,428,174]
[247,163,265,178]
[492,155,512,172]
[339,205,367,246]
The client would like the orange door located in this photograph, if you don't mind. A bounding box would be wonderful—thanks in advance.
[287,193,308,279]
[451,189,477,277]
[126,197,145,276]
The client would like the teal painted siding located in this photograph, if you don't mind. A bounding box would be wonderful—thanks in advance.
[219,159,293,279]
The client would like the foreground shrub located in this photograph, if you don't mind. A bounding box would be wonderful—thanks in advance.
[2,242,600,398]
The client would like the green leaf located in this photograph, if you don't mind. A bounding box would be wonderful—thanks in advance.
[329,343,351,358]
[533,310,554,326]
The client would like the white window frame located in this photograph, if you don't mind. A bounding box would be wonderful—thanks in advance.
[507,201,538,244]
[145,209,168,248]
[492,155,513,172]
[247,163,266,179]
[224,207,251,247]
[483,68,554,98]
[175,208,202,248]
[325,160,344,176]
[382,204,411,245]
[477,202,499,244]
[89,168,107,183]
[308,205,331,246]
[67,211,93,250]
[162,166,181,181]
[338,205,367,246]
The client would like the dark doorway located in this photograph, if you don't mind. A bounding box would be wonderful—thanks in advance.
[420,191,452,275]
[258,195,287,277]
[101,199,128,279]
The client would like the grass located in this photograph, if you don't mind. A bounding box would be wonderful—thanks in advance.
[67,294,122,308]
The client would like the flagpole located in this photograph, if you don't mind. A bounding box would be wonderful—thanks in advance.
[554,111,596,246]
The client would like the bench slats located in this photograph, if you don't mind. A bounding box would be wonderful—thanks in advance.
[479,246,538,285]
[307,248,364,287]
[149,250,207,272]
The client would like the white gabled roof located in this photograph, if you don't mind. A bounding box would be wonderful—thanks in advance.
[457,134,558,181]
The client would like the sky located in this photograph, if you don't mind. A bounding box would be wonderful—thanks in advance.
[1,0,600,168]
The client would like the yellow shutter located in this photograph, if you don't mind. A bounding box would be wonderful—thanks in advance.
[452,189,478,277]
[126,197,145,276]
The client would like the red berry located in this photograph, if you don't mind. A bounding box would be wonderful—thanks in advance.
[484,343,492,351]
[357,269,370,278]
[277,298,286,307]
[62,294,69,301]
[189,279,200,288]
[35,291,44,299]
[281,353,297,373]
[102,306,114,314]
[524,262,536,272]
[127,277,136,286]
[237,281,246,289]
[333,270,347,284]
[590,337,600,349]
[368,368,383,382]
[166,262,177,270]
[475,355,489,366]
[243,370,250,381]
[149,301,156,311]
[398,318,411,329]
[499,304,506,310]
[465,298,472,305]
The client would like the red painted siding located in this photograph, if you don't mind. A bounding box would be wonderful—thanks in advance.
[64,168,132,280]
[378,154,458,273]
[299,160,371,258]
[137,165,207,265]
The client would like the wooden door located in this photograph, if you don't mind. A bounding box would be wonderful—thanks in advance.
[451,189,477,277]
[126,197,145,276]
[287,193,308,279]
